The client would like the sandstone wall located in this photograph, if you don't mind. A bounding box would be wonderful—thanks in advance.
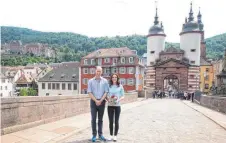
[1,93,138,135]
[199,95,226,114]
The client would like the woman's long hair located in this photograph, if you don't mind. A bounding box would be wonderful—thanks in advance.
[109,73,120,87]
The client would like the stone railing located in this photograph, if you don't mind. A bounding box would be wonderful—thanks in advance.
[1,93,138,135]
[195,95,226,114]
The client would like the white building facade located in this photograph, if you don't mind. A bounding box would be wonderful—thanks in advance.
[38,66,79,96]
[38,81,78,96]
[0,75,13,97]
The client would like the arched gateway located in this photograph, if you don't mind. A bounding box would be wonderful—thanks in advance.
[154,58,189,91]
[164,75,179,92]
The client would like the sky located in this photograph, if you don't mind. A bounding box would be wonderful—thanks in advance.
[1,0,226,42]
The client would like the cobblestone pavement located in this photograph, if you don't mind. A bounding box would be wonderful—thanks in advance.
[63,99,226,143]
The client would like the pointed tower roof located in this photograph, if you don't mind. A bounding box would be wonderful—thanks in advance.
[197,7,204,31]
[148,1,165,37]
[180,2,200,35]
[188,2,194,22]
[154,7,159,25]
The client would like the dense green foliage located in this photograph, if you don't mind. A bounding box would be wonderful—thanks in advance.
[1,26,226,66]
[20,88,27,96]
[19,88,37,96]
[205,33,226,59]
[1,54,55,66]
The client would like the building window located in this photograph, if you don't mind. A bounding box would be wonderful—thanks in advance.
[129,57,134,63]
[83,78,88,85]
[84,59,88,65]
[206,68,209,72]
[73,83,77,90]
[1,79,5,83]
[191,61,195,64]
[0,93,2,97]
[68,83,71,90]
[205,84,209,89]
[120,78,126,85]
[150,62,154,65]
[83,68,88,74]
[90,68,95,74]
[42,83,45,89]
[104,58,110,63]
[112,67,117,73]
[113,58,118,64]
[56,83,60,90]
[83,89,87,94]
[91,59,95,65]
[119,67,126,74]
[48,83,51,89]
[189,85,193,88]
[5,86,7,90]
[98,59,102,65]
[190,75,195,79]
[205,75,209,81]
[121,57,125,63]
[150,51,155,54]
[128,67,134,74]
[52,83,55,90]
[46,93,49,96]
[62,83,65,90]
[191,49,196,52]
[127,78,134,85]
[104,68,110,74]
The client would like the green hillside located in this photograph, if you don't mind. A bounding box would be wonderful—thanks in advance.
[1,26,226,66]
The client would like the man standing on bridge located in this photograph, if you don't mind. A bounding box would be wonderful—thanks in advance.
[88,66,109,142]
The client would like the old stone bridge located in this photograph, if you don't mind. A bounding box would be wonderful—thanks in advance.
[1,93,226,143]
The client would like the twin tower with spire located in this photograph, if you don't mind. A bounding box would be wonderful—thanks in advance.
[146,2,206,67]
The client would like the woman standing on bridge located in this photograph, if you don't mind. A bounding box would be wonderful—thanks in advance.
[107,73,125,142]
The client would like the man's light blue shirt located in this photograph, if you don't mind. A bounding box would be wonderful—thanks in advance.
[87,77,109,99]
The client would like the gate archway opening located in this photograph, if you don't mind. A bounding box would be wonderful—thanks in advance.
[163,75,179,92]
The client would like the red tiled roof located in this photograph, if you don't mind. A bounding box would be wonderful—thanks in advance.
[200,57,212,66]
[15,74,33,84]
[83,47,137,59]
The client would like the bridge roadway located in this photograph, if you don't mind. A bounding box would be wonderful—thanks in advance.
[63,99,226,143]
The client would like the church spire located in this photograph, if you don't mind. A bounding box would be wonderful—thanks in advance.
[188,2,194,22]
[197,7,202,23]
[154,1,159,25]
[197,7,204,31]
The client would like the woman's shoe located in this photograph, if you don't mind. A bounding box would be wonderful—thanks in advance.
[108,136,113,141]
[113,136,117,142]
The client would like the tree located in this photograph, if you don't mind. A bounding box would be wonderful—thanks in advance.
[20,88,28,96]
[28,88,37,96]
[1,26,226,63]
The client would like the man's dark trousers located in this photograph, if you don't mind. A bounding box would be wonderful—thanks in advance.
[90,99,105,137]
